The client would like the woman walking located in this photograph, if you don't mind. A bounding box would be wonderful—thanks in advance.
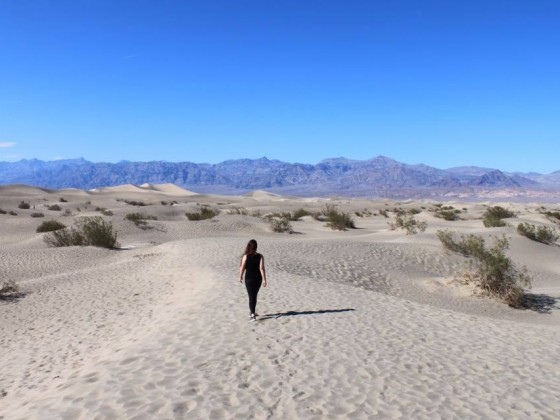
[239,239,267,321]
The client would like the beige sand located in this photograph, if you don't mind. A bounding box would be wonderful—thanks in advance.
[1,184,560,418]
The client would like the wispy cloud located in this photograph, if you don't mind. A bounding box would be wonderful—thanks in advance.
[0,142,16,148]
[4,153,21,160]
[123,53,141,60]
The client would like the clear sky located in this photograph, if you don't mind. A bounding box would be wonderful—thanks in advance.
[1,0,559,173]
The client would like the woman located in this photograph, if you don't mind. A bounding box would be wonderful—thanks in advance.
[239,239,267,321]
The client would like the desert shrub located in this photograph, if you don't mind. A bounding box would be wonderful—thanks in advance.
[185,207,219,221]
[47,204,62,211]
[95,207,106,212]
[355,208,373,217]
[436,210,460,221]
[62,209,72,216]
[18,201,30,209]
[102,209,114,216]
[544,211,560,224]
[250,210,262,217]
[321,204,355,230]
[125,212,158,229]
[292,208,311,220]
[228,207,249,215]
[517,223,559,245]
[30,212,45,218]
[37,220,67,233]
[44,216,119,249]
[8,211,17,216]
[269,217,293,233]
[59,197,68,202]
[379,209,389,218]
[436,230,531,307]
[124,200,148,206]
[0,208,6,214]
[408,208,422,215]
[482,206,515,228]
[389,214,427,235]
[0,279,19,298]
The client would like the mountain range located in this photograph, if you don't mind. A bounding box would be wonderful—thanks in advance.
[1,156,560,200]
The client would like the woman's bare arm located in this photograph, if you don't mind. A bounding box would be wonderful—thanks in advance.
[239,255,247,283]
[260,255,267,287]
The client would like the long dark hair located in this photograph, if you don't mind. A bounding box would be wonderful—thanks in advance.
[244,239,258,255]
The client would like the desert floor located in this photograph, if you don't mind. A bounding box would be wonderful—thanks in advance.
[1,184,560,419]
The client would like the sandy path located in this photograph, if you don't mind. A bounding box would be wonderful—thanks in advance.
[3,237,560,419]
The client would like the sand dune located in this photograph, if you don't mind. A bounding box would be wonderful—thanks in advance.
[1,185,560,418]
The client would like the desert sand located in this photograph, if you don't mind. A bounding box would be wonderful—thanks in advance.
[1,184,560,419]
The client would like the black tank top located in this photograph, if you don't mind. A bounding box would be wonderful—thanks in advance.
[245,253,262,281]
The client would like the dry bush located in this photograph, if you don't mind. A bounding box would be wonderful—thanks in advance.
[389,214,427,235]
[436,230,531,307]
[44,216,119,249]
[30,212,45,218]
[124,200,148,206]
[37,220,66,233]
[228,207,249,215]
[321,204,355,231]
[483,206,515,228]
[544,211,560,225]
[0,208,6,214]
[18,201,30,209]
[517,223,559,245]
[269,217,293,233]
[0,279,19,298]
[59,197,68,202]
[185,207,219,221]
[125,212,158,229]
[47,204,62,211]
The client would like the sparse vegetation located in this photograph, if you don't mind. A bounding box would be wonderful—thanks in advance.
[8,211,17,216]
[292,208,311,220]
[36,220,67,233]
[483,206,515,228]
[0,208,6,215]
[321,204,355,231]
[44,216,119,249]
[0,279,20,299]
[102,209,113,216]
[228,207,249,215]
[544,211,560,224]
[62,209,72,216]
[30,212,45,218]
[389,214,427,235]
[18,201,30,209]
[47,204,62,211]
[436,230,531,307]
[517,223,559,245]
[125,212,158,229]
[379,209,389,218]
[269,217,293,233]
[123,200,148,206]
[185,207,219,221]
[59,197,68,203]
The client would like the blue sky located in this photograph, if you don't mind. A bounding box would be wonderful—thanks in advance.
[1,0,559,173]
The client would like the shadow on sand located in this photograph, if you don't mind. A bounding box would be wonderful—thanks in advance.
[260,308,355,321]
[521,293,559,314]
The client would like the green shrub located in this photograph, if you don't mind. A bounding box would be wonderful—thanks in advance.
[185,207,219,221]
[408,208,422,215]
[125,212,157,229]
[269,217,293,233]
[0,279,19,298]
[379,209,389,218]
[30,212,45,218]
[37,220,67,233]
[436,230,531,307]
[389,214,427,235]
[44,216,119,249]
[322,204,355,231]
[482,206,515,227]
[18,201,30,209]
[517,223,559,245]
[292,208,311,220]
[47,204,62,211]
[124,200,148,206]
[435,210,460,221]
[544,211,560,224]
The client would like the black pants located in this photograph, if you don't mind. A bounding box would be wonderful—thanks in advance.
[245,277,262,314]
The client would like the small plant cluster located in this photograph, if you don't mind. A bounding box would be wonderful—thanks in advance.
[59,197,68,202]
[36,221,66,233]
[379,209,389,218]
[43,216,119,249]
[268,208,311,222]
[517,223,559,245]
[18,201,31,209]
[321,204,355,231]
[389,214,427,235]
[268,217,293,233]
[160,200,178,206]
[483,206,515,228]
[125,212,158,229]
[436,230,531,307]
[30,212,45,218]
[355,208,373,217]
[0,208,6,214]
[433,205,462,221]
[0,279,20,299]
[543,211,560,225]
[185,207,219,221]
[228,207,249,215]
[47,204,62,211]
[123,199,148,206]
